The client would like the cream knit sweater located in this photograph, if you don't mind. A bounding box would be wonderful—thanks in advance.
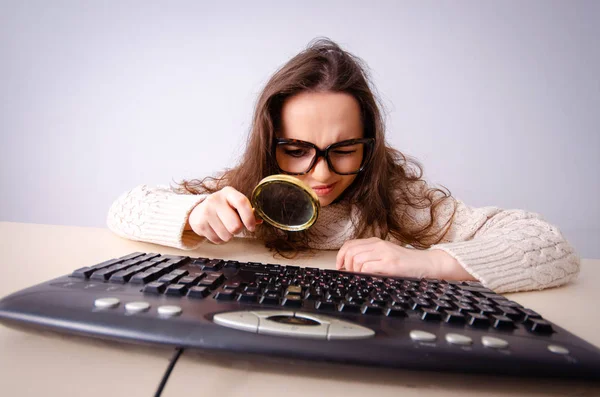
[107,184,580,294]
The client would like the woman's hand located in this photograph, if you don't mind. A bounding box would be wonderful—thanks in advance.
[187,187,260,244]
[335,237,476,281]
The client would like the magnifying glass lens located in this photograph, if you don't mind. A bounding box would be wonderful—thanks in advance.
[255,183,314,226]
[251,175,320,232]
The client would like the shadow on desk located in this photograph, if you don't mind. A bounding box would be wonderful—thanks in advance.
[177,350,599,397]
[3,324,598,397]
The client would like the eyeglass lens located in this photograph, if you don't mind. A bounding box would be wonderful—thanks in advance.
[275,142,366,174]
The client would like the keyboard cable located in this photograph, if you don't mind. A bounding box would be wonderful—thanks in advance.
[154,347,185,397]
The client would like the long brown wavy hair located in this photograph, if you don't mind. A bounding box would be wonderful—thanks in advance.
[178,38,456,255]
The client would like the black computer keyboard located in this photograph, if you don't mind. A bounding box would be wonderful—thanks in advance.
[0,252,598,379]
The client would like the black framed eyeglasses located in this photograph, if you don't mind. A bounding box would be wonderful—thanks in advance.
[274,138,375,175]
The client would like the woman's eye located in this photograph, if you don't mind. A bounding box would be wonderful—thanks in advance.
[284,149,309,157]
[332,150,356,156]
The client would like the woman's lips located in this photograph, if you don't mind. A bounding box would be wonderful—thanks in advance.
[311,182,337,197]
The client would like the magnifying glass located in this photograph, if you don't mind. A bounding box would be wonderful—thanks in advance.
[251,175,320,232]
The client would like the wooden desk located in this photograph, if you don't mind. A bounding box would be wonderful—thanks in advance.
[1,222,598,396]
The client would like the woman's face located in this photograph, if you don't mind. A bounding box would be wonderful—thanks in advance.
[278,91,364,207]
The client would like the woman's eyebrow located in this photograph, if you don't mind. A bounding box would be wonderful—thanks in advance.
[277,137,363,148]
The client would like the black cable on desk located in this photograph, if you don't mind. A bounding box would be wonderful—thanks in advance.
[154,347,184,397]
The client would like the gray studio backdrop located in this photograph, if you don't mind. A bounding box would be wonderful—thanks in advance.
[1,1,599,258]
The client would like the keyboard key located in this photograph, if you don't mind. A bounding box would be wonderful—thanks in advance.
[385,306,407,318]
[240,262,265,272]
[223,260,240,269]
[304,288,323,300]
[481,336,509,349]
[223,281,242,291]
[412,291,432,300]
[444,310,466,325]
[128,262,155,273]
[192,258,208,266]
[238,292,259,303]
[285,265,300,273]
[154,263,174,273]
[214,290,236,301]
[119,252,148,261]
[281,295,303,308]
[445,333,472,346]
[527,318,553,334]
[472,298,495,305]
[207,272,225,283]
[346,293,366,304]
[109,269,139,283]
[361,304,384,315]
[165,284,188,296]
[160,254,188,260]
[420,308,443,321]
[390,295,409,308]
[202,259,225,271]
[89,258,125,271]
[285,286,302,295]
[70,267,95,279]
[264,286,282,296]
[90,267,120,281]
[125,301,151,314]
[467,313,489,328]
[143,282,167,294]
[455,296,473,304]
[157,305,182,317]
[454,302,475,313]
[199,278,220,289]
[519,308,542,322]
[179,275,202,286]
[158,272,185,284]
[327,290,346,301]
[130,271,161,285]
[410,298,431,310]
[491,314,515,330]
[338,301,362,313]
[187,286,210,299]
[496,306,522,321]
[409,330,436,342]
[494,300,522,308]
[259,293,280,305]
[160,258,186,272]
[94,297,120,309]
[475,304,497,315]
[460,285,495,294]
[433,299,454,311]
[315,300,337,311]
[547,345,569,355]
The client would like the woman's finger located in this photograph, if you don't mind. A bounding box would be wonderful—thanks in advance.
[202,226,223,244]
[217,204,244,235]
[206,211,233,243]
[348,249,382,273]
[225,190,257,232]
[342,241,378,272]
[360,261,391,276]
[336,237,379,269]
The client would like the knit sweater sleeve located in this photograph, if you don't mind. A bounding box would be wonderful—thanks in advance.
[416,198,581,293]
[106,185,207,250]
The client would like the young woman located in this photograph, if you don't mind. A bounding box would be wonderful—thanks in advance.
[108,39,580,294]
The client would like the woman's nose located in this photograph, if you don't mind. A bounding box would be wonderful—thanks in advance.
[311,156,332,180]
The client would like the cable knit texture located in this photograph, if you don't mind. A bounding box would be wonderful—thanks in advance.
[107,185,580,293]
